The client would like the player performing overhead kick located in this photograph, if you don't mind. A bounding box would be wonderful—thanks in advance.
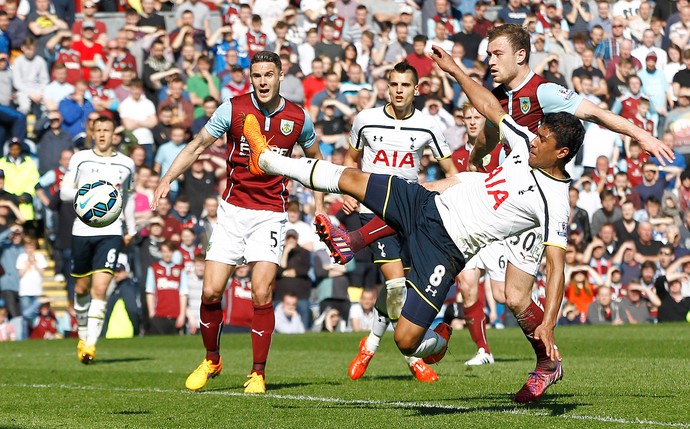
[152,51,323,394]
[243,44,586,403]
[314,25,676,402]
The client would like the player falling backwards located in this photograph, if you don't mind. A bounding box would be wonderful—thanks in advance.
[60,116,136,364]
[342,61,458,383]
[152,51,323,394]
[315,25,675,401]
[244,43,585,404]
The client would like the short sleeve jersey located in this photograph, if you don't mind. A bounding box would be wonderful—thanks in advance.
[350,105,451,214]
[205,93,316,212]
[62,150,135,237]
[492,72,583,133]
[435,116,571,260]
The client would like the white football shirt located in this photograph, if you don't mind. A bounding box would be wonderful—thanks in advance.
[61,150,136,237]
[435,116,570,260]
[351,105,451,214]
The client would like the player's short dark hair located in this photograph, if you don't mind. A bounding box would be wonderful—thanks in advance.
[250,51,281,73]
[543,112,585,166]
[93,115,115,129]
[392,60,419,85]
[487,24,531,64]
[203,95,217,104]
[129,77,144,89]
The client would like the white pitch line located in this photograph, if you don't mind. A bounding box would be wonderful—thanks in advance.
[2,383,689,428]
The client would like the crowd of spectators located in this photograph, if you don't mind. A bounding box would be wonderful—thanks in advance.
[1,0,690,341]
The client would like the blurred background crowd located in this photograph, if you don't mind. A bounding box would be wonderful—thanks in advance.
[0,0,689,342]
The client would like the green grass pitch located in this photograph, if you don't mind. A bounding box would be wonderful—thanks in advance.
[0,324,688,428]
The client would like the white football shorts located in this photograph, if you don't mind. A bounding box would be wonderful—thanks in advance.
[463,228,544,280]
[206,200,288,266]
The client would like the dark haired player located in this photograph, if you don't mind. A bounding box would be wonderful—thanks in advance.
[316,25,676,403]
[244,44,585,403]
[152,51,323,394]
[343,60,457,383]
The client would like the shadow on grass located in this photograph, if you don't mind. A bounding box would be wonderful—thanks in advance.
[207,381,327,393]
[111,410,151,415]
[264,393,582,417]
[492,357,532,363]
[95,357,154,364]
[408,397,581,417]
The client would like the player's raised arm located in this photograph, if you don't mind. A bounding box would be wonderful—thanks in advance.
[151,127,217,210]
[574,99,675,165]
[429,46,506,128]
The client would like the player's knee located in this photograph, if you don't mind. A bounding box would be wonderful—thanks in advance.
[492,285,507,304]
[202,284,224,302]
[504,290,528,313]
[251,288,272,306]
[393,330,420,356]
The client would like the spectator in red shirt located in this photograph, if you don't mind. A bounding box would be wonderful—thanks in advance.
[406,35,434,78]
[72,21,103,81]
[302,57,326,109]
[72,0,107,46]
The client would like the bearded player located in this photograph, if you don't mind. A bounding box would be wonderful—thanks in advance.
[152,51,323,394]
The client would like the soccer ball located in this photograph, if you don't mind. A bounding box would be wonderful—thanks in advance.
[73,181,123,227]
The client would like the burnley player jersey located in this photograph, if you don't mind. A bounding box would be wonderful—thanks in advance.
[435,116,571,260]
[205,93,316,212]
[492,72,583,133]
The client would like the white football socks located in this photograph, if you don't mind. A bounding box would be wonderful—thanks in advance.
[258,151,346,193]
[74,293,91,341]
[411,328,447,358]
[85,299,106,347]
[364,314,389,353]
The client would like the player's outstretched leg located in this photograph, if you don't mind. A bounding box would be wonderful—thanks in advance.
[512,301,563,403]
[314,214,355,264]
[243,113,352,194]
[186,297,224,391]
[314,215,398,265]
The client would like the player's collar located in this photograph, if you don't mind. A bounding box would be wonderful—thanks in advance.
[505,71,535,95]
[533,168,571,183]
[383,103,414,120]
[250,92,286,117]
